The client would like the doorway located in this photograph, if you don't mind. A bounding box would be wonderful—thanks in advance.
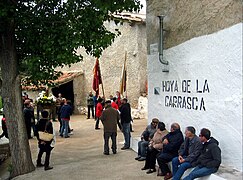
[52,80,74,108]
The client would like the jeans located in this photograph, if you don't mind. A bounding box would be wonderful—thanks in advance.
[172,157,192,180]
[104,132,117,154]
[87,105,94,118]
[183,166,218,180]
[122,123,131,148]
[138,140,149,157]
[60,119,69,137]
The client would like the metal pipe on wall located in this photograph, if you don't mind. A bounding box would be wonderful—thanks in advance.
[158,15,169,67]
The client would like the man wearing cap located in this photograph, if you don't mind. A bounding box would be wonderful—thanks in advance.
[135,118,159,161]
[172,126,202,180]
[100,100,120,155]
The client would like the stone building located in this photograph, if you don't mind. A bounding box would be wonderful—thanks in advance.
[146,0,242,172]
[57,13,147,108]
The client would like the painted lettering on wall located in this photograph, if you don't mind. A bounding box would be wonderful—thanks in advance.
[162,79,209,111]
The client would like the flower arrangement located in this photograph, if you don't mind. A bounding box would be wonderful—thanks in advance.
[36,91,56,105]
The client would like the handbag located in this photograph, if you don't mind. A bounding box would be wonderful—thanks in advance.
[38,121,53,141]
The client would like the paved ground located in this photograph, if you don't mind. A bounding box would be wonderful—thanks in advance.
[1,115,242,180]
[1,115,163,180]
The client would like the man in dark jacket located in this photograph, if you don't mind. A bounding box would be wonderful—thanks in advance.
[156,123,184,179]
[172,126,203,180]
[60,98,72,138]
[87,91,95,119]
[119,98,132,150]
[35,111,54,171]
[100,100,120,155]
[183,128,221,180]
[23,100,35,139]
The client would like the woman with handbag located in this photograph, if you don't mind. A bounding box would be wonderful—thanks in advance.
[35,110,54,171]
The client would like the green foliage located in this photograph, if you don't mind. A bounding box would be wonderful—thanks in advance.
[0,0,141,86]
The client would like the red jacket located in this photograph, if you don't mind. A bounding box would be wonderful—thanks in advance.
[96,102,103,118]
[111,102,118,110]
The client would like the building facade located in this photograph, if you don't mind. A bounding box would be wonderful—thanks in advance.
[147,0,242,171]
[58,13,147,108]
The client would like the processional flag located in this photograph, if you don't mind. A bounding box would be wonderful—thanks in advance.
[120,52,127,97]
[92,58,102,95]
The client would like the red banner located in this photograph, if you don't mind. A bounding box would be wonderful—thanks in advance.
[92,58,102,95]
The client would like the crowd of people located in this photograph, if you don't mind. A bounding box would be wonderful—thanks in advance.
[86,90,133,151]
[136,120,221,180]
[0,90,222,178]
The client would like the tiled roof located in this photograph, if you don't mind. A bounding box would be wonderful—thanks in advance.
[22,71,83,90]
[111,12,146,24]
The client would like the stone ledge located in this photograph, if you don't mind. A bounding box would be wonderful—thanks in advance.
[0,138,10,163]
[131,136,229,180]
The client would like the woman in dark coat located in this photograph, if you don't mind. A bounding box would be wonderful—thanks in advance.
[35,111,54,171]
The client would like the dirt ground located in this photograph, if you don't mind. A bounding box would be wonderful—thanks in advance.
[1,115,164,180]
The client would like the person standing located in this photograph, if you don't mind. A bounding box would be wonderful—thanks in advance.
[23,100,35,139]
[35,111,54,171]
[87,91,95,119]
[95,98,103,130]
[119,98,132,150]
[111,97,118,110]
[59,98,72,138]
[172,126,202,180]
[93,94,98,119]
[183,128,221,180]
[100,100,120,155]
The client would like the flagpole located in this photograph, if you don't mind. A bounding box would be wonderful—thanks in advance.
[125,51,127,98]
[99,60,105,100]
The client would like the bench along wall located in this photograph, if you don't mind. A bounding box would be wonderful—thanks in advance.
[146,0,242,172]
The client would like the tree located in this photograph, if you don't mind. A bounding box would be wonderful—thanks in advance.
[0,0,141,177]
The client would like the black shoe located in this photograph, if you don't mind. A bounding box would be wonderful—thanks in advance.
[146,169,156,174]
[141,167,149,170]
[44,166,53,171]
[36,163,44,167]
[64,136,70,138]
[135,156,141,160]
[59,134,63,137]
[113,151,117,154]
[138,157,146,161]
[95,128,100,130]
[121,146,129,150]
[103,152,109,155]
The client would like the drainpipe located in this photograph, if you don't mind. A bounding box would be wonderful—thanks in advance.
[158,15,169,70]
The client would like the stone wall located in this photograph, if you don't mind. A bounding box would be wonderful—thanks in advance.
[146,0,242,50]
[58,18,147,107]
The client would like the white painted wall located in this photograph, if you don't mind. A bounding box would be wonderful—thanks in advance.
[147,23,242,171]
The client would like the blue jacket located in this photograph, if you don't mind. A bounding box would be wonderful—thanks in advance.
[60,104,72,119]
